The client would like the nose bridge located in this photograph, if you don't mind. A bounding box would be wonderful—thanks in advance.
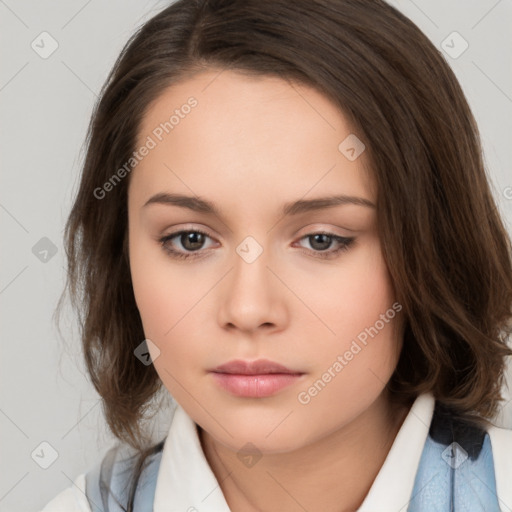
[218,233,286,331]
[230,233,273,300]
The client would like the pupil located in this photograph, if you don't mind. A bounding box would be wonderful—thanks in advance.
[311,234,331,251]
[183,232,204,250]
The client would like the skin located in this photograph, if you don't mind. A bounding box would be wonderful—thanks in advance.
[127,69,410,512]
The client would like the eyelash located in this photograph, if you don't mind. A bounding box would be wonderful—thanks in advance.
[158,229,355,261]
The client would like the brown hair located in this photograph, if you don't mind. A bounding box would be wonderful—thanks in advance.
[55,0,512,509]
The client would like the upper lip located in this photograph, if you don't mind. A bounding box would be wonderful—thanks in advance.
[211,359,302,375]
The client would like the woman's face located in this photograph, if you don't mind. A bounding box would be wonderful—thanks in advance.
[127,69,403,453]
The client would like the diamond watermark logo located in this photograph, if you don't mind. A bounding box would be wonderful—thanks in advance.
[32,237,58,263]
[237,442,263,468]
[441,442,468,469]
[31,31,59,59]
[31,441,59,469]
[134,338,161,365]
[338,134,366,161]
[441,31,469,59]
[236,236,264,264]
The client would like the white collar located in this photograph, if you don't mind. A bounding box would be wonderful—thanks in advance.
[154,393,435,512]
[154,404,231,512]
[357,392,435,511]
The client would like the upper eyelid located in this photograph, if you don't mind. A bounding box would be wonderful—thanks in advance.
[163,222,355,238]
[162,228,352,247]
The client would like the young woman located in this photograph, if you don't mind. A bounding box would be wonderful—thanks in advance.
[41,0,512,510]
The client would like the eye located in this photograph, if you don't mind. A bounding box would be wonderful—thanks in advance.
[158,229,355,261]
[159,229,216,260]
[294,232,355,259]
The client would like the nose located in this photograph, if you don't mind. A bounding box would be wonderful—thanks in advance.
[217,243,289,335]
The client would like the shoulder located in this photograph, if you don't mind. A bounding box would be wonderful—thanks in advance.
[38,473,91,512]
[487,424,512,509]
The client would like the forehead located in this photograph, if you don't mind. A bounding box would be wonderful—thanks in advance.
[131,69,375,210]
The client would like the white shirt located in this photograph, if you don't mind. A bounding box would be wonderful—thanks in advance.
[39,392,512,512]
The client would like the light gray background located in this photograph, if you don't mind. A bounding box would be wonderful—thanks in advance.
[1,1,511,511]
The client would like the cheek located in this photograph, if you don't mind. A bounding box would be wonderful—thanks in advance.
[130,261,205,399]
[130,256,173,338]
[128,233,211,381]
[299,240,402,395]
[308,238,398,350]
[129,229,183,348]
[129,222,188,331]
[295,305,403,438]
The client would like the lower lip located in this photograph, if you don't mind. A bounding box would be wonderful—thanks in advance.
[211,372,303,398]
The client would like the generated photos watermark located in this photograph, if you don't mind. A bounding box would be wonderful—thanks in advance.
[297,301,403,405]
[93,96,198,200]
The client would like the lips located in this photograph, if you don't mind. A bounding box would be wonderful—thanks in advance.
[210,359,304,398]
[211,358,301,375]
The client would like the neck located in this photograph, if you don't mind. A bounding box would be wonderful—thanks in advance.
[198,390,411,512]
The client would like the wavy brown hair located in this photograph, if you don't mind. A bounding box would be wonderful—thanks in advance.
[55,0,512,509]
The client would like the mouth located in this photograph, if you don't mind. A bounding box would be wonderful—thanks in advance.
[211,358,301,375]
[209,359,305,398]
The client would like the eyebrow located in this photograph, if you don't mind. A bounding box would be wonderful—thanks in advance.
[142,192,376,216]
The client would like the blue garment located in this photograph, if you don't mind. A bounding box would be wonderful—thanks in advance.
[407,403,500,511]
[408,434,499,511]
[85,402,500,511]
[85,440,164,512]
